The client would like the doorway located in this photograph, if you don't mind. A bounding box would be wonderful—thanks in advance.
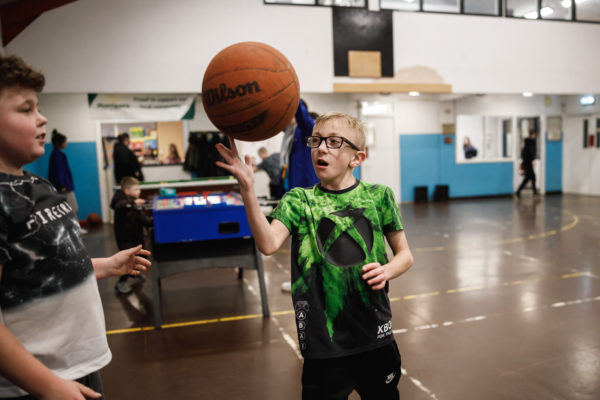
[358,101,400,200]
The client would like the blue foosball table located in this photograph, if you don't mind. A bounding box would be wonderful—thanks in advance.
[151,192,270,328]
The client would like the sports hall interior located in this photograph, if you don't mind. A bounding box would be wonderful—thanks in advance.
[2,0,600,399]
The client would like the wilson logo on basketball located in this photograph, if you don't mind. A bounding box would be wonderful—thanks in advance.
[203,81,262,108]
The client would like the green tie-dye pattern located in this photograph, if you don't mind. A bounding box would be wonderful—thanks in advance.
[271,182,403,342]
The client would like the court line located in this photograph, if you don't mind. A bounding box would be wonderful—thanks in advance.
[413,209,579,253]
[106,272,591,335]
[392,295,600,336]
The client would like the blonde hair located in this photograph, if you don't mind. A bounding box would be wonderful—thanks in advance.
[120,176,140,190]
[313,112,366,150]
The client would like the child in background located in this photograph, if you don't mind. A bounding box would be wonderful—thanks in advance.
[216,111,414,399]
[111,176,152,295]
[0,54,151,399]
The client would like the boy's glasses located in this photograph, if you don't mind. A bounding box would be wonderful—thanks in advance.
[306,136,360,151]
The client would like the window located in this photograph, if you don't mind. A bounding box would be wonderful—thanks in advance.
[506,0,538,17]
[541,0,573,19]
[264,0,366,6]
[423,0,459,13]
[576,0,600,22]
[264,0,314,4]
[456,115,514,162]
[318,0,366,6]
[464,0,501,15]
[101,121,185,167]
[380,0,420,11]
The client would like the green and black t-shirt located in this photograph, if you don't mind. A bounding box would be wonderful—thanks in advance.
[270,180,403,359]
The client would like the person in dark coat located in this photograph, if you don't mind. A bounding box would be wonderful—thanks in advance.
[113,133,144,184]
[515,130,538,198]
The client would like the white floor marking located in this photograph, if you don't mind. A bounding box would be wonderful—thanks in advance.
[402,368,440,400]
[242,277,301,359]
[518,254,538,262]
[394,295,600,335]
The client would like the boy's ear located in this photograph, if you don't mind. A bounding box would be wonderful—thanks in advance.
[349,150,367,168]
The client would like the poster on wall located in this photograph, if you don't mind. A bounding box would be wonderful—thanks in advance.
[546,116,562,141]
[88,94,195,121]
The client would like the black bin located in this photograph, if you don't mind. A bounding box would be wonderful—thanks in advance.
[414,186,428,203]
[433,185,449,201]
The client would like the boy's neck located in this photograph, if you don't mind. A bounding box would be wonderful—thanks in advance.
[0,161,24,176]
[319,172,357,192]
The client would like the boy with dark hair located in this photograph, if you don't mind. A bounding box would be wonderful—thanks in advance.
[0,54,151,399]
[216,111,414,399]
[111,176,152,295]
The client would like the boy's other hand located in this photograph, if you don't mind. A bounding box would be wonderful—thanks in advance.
[134,198,145,205]
[42,378,101,400]
[215,137,254,191]
[361,262,389,291]
[111,245,151,277]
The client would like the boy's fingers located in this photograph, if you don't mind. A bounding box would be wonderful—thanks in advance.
[76,382,102,399]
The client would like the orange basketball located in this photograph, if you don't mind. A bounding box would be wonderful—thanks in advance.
[87,213,102,227]
[202,42,300,142]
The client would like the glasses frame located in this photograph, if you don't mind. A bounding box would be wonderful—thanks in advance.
[306,135,361,151]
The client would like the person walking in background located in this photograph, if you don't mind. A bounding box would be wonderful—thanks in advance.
[254,147,283,199]
[515,130,538,198]
[111,176,152,295]
[113,132,144,184]
[48,129,87,234]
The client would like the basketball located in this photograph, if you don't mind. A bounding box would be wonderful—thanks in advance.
[87,213,102,227]
[202,41,300,142]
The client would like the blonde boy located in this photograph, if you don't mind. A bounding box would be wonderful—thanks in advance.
[0,54,151,399]
[216,111,414,399]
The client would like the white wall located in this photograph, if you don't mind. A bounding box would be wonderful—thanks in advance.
[393,13,600,94]
[563,95,600,196]
[6,0,600,94]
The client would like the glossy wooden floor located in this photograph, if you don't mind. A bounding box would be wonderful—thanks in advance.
[83,193,600,400]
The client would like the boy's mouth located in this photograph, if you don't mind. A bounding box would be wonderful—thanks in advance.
[36,133,46,140]
[316,159,328,168]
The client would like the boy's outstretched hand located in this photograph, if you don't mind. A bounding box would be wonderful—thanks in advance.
[215,137,255,192]
[93,245,151,279]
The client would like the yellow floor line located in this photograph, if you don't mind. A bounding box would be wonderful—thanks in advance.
[106,271,591,336]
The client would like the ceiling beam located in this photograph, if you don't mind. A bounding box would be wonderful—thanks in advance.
[1,0,78,46]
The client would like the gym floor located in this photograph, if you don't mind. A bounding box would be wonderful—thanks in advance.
[84,193,600,400]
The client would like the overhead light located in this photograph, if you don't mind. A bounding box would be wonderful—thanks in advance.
[408,91,420,97]
[561,0,571,7]
[580,95,596,106]
[540,6,554,17]
[523,92,533,97]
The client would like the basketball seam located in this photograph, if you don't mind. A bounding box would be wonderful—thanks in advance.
[203,42,295,80]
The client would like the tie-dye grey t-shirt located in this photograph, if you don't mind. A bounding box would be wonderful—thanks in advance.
[0,172,110,397]
[270,180,403,359]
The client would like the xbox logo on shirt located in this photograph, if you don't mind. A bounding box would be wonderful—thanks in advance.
[316,207,373,268]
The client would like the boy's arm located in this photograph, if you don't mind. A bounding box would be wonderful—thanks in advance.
[215,138,290,255]
[91,245,151,279]
[294,101,314,137]
[0,323,101,400]
[361,230,414,291]
[0,263,100,399]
